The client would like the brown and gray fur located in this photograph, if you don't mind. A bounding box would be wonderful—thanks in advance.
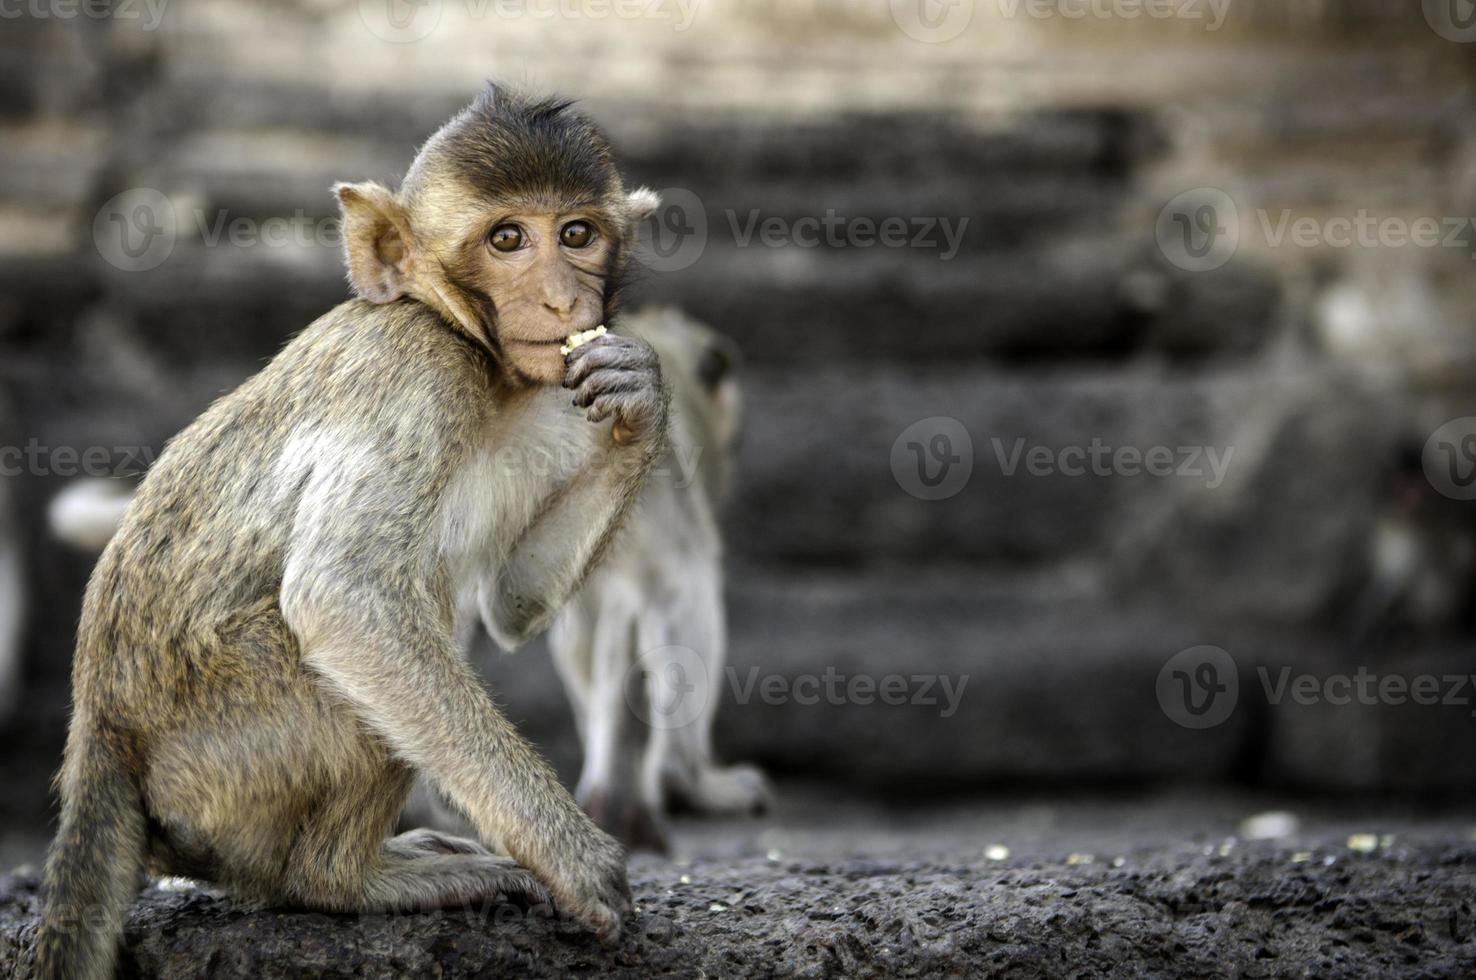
[32,85,665,979]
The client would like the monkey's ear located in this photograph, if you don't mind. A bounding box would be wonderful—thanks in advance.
[334,181,416,304]
[624,187,661,236]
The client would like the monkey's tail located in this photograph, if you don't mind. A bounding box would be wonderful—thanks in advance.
[31,731,146,980]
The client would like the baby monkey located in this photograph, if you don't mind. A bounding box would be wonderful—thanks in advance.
[33,86,665,980]
[551,307,769,852]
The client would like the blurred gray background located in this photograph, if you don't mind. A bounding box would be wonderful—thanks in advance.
[3,0,1476,865]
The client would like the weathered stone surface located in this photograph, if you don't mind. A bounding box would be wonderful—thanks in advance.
[4,836,1475,979]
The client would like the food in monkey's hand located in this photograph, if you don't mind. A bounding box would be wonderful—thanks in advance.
[560,324,607,356]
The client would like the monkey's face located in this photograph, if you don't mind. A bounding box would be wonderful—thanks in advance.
[473,210,615,385]
[335,88,660,385]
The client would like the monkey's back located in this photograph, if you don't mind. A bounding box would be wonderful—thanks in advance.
[71,300,496,736]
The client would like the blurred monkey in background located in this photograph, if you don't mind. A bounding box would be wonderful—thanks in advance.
[0,470,22,723]
[548,307,769,853]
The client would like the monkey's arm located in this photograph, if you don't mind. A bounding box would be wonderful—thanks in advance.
[482,335,668,649]
[282,530,631,938]
[481,451,652,649]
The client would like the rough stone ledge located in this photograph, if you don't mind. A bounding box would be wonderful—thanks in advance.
[3,842,1475,978]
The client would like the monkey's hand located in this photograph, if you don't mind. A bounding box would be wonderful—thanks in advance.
[563,333,668,447]
[541,821,634,944]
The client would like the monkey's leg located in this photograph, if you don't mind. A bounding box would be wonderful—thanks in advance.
[356,847,551,914]
[144,680,545,916]
[386,826,491,858]
[646,571,771,818]
[260,761,547,914]
[572,584,668,853]
[548,595,598,741]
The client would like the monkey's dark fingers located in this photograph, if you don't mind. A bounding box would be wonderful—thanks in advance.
[586,391,657,428]
[570,369,646,408]
[563,336,657,389]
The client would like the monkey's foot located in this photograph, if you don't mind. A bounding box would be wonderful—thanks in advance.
[579,786,670,855]
[368,853,551,912]
[666,763,772,817]
[385,828,493,858]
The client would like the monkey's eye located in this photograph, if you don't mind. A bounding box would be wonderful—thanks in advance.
[489,224,524,253]
[560,221,595,249]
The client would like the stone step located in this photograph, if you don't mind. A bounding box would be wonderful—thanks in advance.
[474,567,1476,796]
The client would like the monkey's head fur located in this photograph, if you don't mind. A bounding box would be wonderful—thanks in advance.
[335,85,660,386]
